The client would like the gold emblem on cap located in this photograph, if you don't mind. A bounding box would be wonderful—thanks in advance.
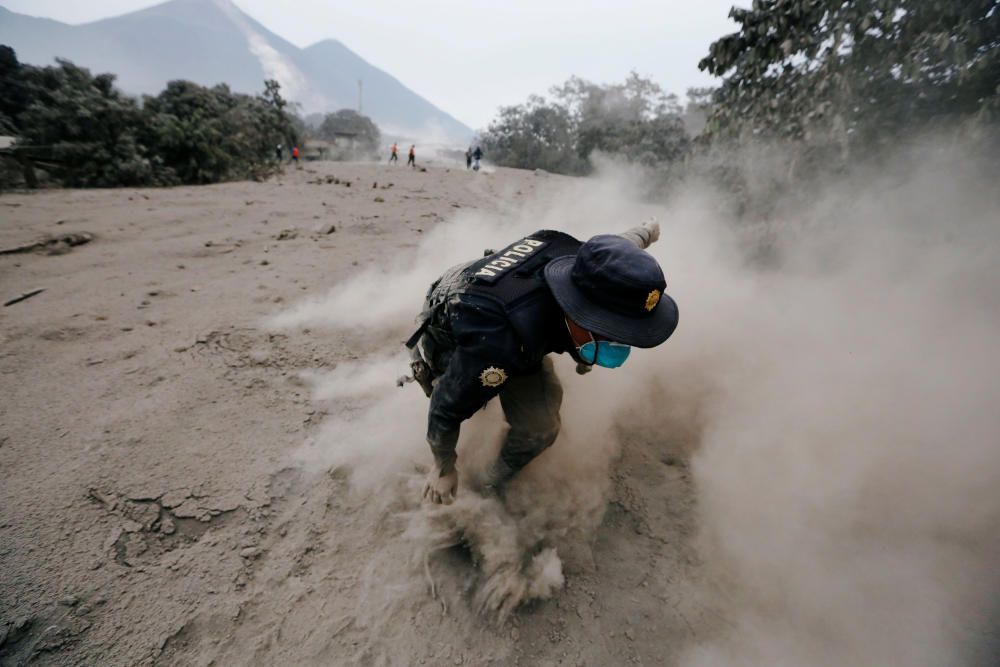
[644,289,661,312]
[480,366,508,387]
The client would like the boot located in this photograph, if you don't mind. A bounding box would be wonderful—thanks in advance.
[481,457,517,498]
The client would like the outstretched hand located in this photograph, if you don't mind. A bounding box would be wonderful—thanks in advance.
[423,467,458,505]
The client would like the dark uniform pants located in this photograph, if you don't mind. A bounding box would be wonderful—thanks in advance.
[412,258,566,483]
[495,357,563,480]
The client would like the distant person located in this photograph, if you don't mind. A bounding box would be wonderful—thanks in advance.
[473,146,483,171]
[389,142,399,164]
[465,147,472,170]
[292,146,300,167]
[276,144,284,162]
[407,145,416,169]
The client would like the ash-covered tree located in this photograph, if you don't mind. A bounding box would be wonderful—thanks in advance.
[0,45,29,134]
[681,87,714,137]
[141,79,297,184]
[480,95,585,174]
[0,46,299,188]
[8,55,157,187]
[262,78,303,149]
[480,73,689,175]
[317,109,381,159]
[699,0,1000,159]
[554,72,690,167]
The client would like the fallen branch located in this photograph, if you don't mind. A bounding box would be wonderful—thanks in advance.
[0,232,94,255]
[4,287,45,307]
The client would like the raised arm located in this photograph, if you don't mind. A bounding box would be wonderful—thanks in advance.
[618,218,660,249]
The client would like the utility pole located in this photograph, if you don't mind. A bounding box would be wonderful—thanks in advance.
[358,79,363,114]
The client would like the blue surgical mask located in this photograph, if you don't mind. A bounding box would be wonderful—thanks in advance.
[577,339,631,368]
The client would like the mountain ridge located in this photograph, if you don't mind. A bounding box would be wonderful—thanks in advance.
[0,0,472,141]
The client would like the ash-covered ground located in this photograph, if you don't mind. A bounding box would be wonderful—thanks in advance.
[2,152,997,666]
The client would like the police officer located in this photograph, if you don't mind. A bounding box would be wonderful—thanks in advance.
[406,221,678,504]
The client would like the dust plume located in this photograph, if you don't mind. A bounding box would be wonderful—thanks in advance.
[267,213,511,332]
[212,0,316,108]
[660,139,1000,666]
[273,137,999,662]
[271,168,666,619]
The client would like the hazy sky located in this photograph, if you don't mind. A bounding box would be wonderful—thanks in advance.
[3,0,741,128]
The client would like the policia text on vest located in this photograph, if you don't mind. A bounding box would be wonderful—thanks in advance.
[472,237,548,282]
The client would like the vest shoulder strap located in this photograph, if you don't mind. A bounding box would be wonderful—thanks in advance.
[462,229,581,307]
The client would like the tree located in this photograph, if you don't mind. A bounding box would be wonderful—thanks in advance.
[555,74,689,167]
[317,109,381,159]
[262,78,301,149]
[15,58,156,187]
[681,87,714,137]
[481,95,585,174]
[0,45,30,134]
[698,0,1000,157]
[261,79,287,112]
[141,80,297,183]
[0,46,300,188]
[480,73,690,175]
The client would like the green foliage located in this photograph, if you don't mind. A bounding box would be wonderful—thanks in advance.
[698,0,1000,156]
[0,45,30,131]
[0,48,299,188]
[686,0,1000,221]
[14,58,155,187]
[141,79,296,184]
[317,109,381,159]
[480,73,690,175]
[681,87,714,136]
[481,95,585,174]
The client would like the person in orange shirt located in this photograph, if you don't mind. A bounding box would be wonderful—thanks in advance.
[292,146,300,167]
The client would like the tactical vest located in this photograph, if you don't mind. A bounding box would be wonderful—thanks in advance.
[464,229,581,354]
[406,229,580,354]
[461,229,581,308]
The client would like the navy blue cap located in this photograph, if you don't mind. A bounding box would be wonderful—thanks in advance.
[543,235,678,348]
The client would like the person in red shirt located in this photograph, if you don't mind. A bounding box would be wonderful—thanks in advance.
[292,146,300,167]
[407,145,416,168]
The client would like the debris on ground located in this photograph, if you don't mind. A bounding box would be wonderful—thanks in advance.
[3,287,46,307]
[0,232,94,256]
